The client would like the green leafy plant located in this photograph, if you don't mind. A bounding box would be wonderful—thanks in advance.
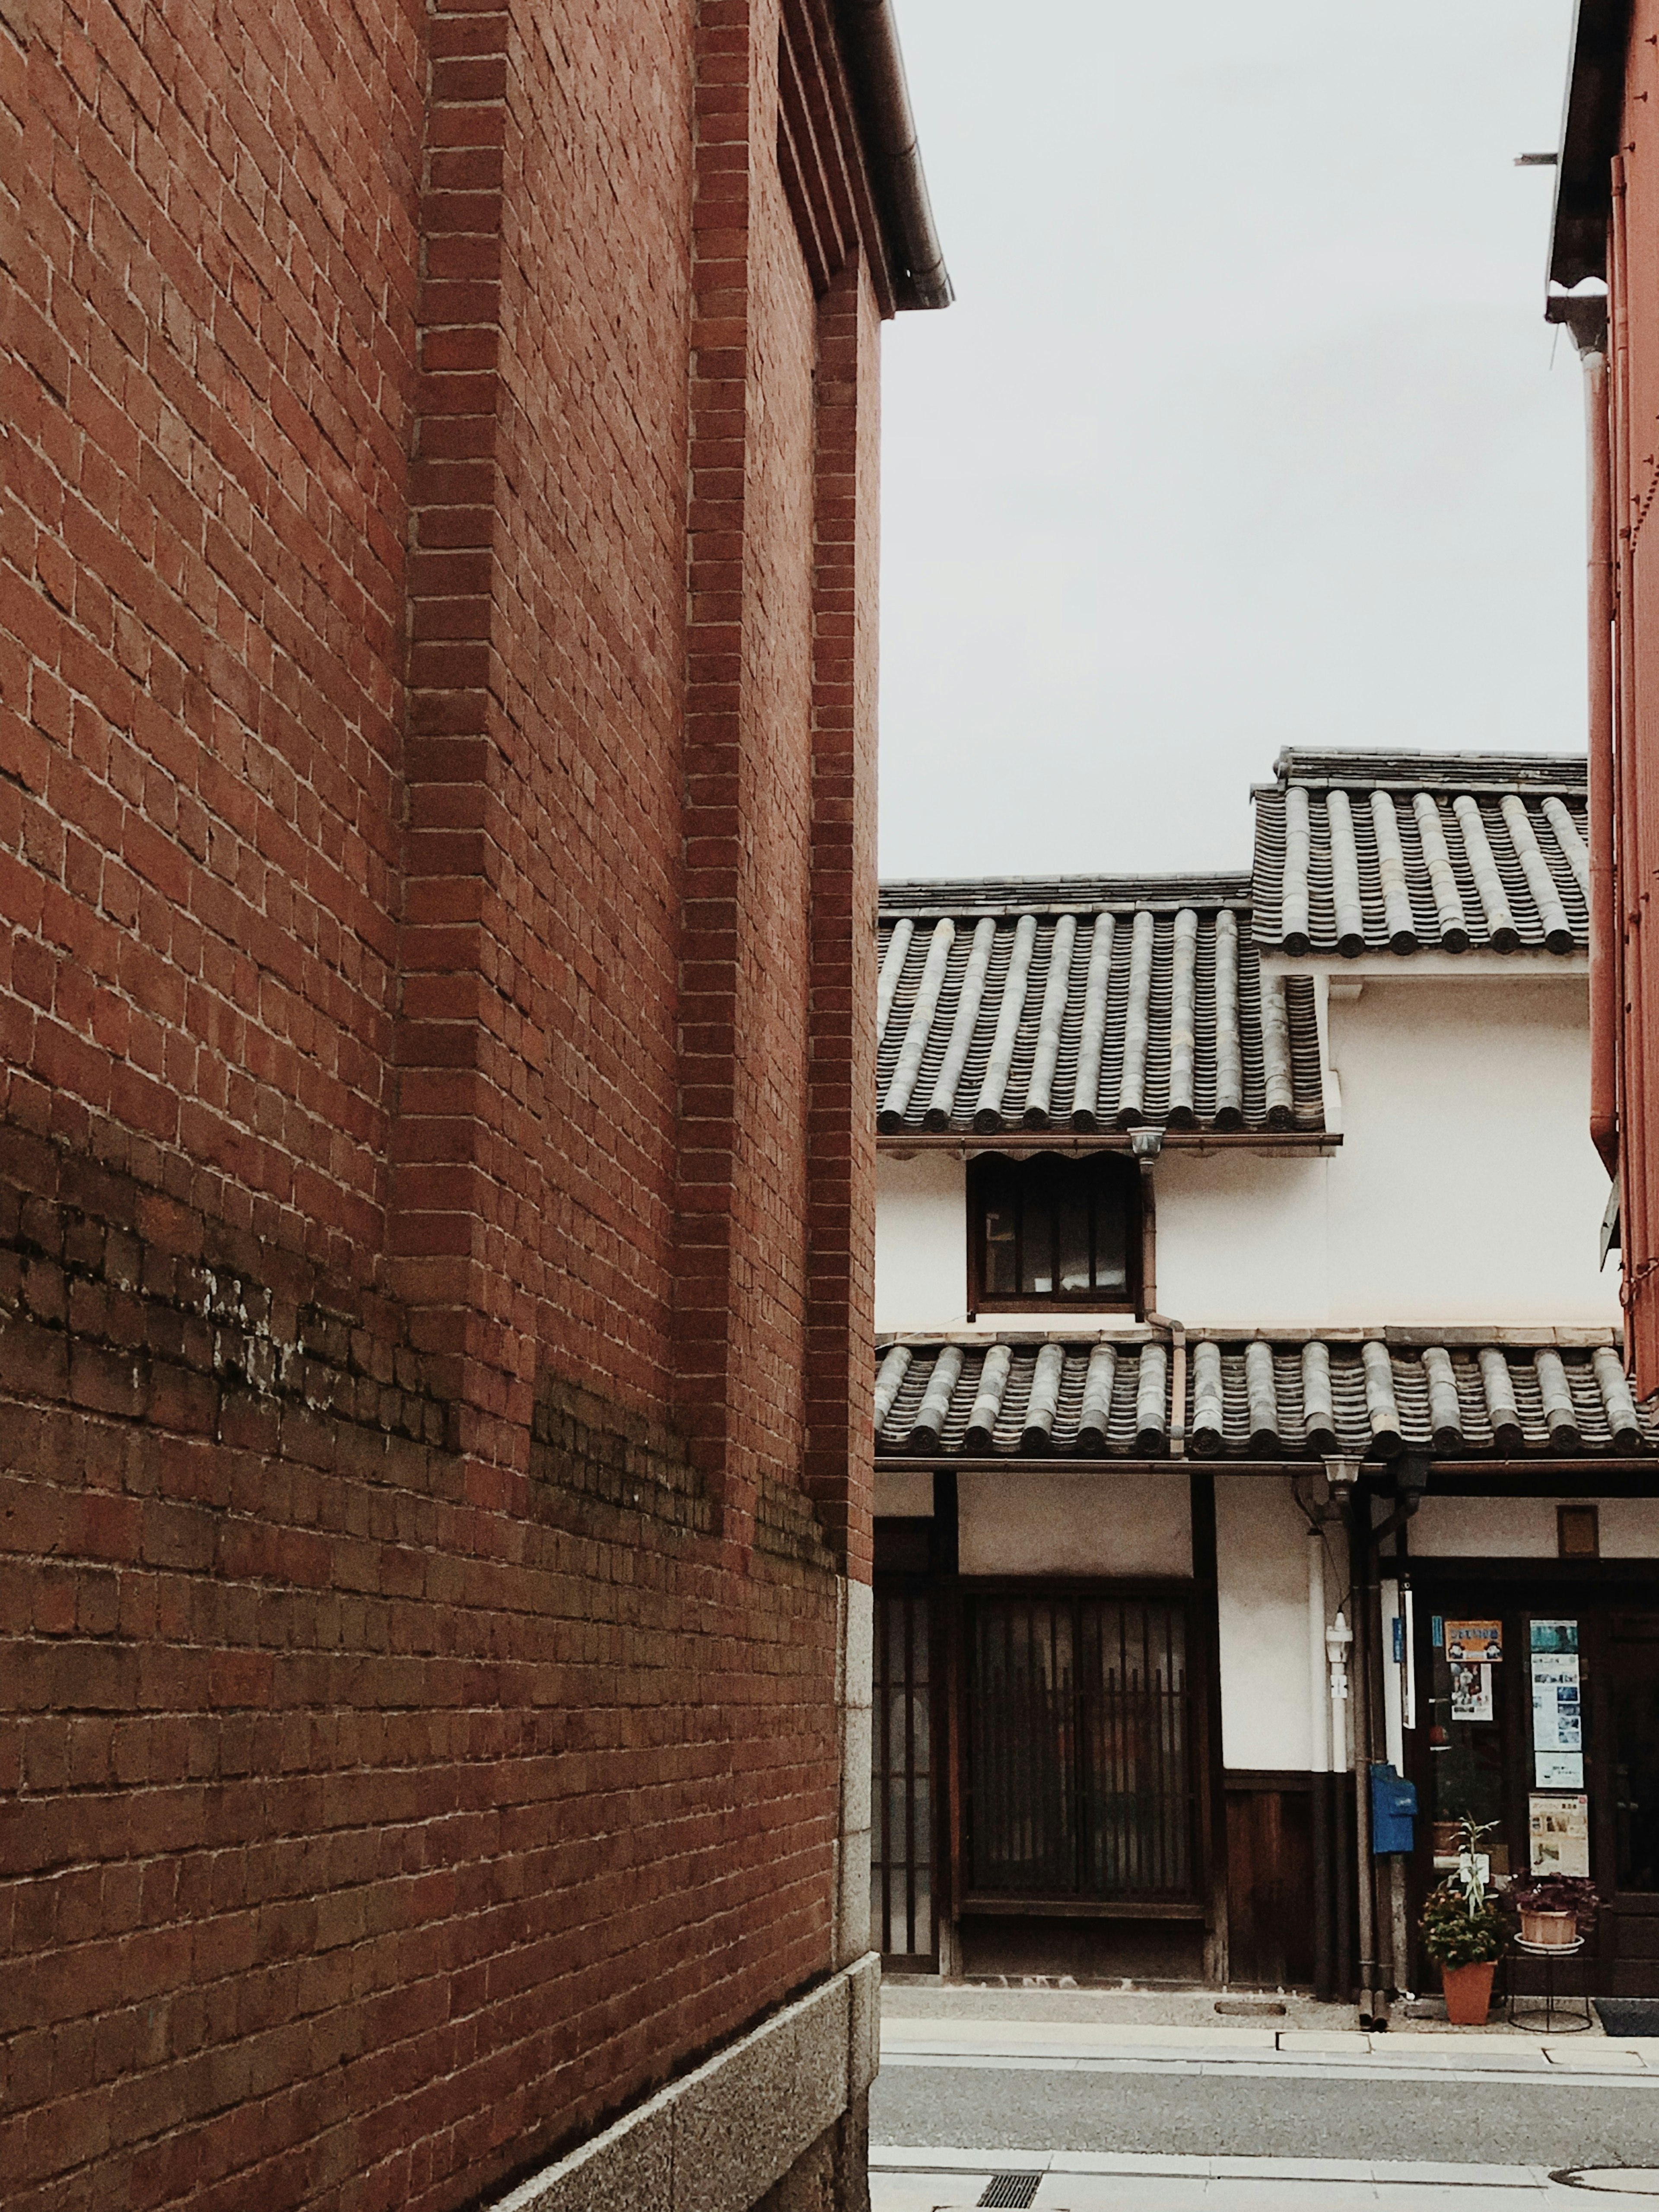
[1505,1875,1599,1939]
[1420,1880,1507,1967]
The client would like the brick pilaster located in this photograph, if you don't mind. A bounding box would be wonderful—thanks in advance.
[389,0,527,1475]
[804,254,879,1578]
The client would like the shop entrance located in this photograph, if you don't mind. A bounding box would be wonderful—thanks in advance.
[1407,1573,1659,1996]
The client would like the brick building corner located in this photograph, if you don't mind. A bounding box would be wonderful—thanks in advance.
[0,0,948,2202]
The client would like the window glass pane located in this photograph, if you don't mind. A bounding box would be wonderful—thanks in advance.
[1057,1181,1091,1292]
[1093,1176,1129,1294]
[983,1199,1017,1294]
[1021,1165,1053,1294]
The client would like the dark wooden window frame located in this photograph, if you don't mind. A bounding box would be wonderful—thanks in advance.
[953,1574,1210,1921]
[967,1150,1143,1317]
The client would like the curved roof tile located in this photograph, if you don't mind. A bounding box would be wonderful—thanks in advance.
[875,899,1325,1137]
[1252,751,1589,957]
[874,1332,1652,1460]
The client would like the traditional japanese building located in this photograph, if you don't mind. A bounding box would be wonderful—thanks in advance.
[870,749,1659,2017]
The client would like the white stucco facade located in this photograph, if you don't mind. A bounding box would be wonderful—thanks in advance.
[876,964,1616,1335]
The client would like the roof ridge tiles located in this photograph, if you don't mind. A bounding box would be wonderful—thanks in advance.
[1269,748,1589,793]
[880,872,1254,916]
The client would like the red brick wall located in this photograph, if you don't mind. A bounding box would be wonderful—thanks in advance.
[0,0,885,2198]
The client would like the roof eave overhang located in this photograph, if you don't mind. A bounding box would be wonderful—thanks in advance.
[876,1128,1341,1154]
[877,1455,1659,1480]
[834,0,953,311]
[1549,0,1633,290]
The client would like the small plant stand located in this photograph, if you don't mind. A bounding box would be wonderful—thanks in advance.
[1506,1937,1593,2035]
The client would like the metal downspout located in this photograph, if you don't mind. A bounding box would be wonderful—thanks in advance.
[1350,1491,1379,2026]
[1308,1525,1335,2001]
[1585,339,1619,1175]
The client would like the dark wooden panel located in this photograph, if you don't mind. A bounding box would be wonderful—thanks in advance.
[1226,1786,1315,1989]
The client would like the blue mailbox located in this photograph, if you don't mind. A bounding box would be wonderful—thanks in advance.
[1370,1761,1417,1855]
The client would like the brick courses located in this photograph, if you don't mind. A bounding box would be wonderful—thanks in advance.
[0,0,902,2199]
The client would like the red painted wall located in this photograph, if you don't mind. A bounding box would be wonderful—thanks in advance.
[0,0,884,2198]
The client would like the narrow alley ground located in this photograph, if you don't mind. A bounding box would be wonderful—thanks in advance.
[870,1986,1659,2207]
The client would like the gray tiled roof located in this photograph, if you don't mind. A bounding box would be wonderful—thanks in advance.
[875,893,1325,1138]
[874,1330,1650,1460]
[1252,749,1589,958]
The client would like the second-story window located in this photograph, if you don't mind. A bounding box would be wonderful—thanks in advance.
[969,1154,1139,1313]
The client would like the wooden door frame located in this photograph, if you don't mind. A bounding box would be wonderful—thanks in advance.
[949,1571,1215,1933]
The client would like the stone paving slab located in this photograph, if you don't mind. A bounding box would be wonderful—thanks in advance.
[870,2148,1659,2208]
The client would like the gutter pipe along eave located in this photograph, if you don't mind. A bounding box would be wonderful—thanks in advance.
[838,0,954,310]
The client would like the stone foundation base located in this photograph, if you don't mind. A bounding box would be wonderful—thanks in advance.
[494,1955,879,2212]
[755,2098,870,2212]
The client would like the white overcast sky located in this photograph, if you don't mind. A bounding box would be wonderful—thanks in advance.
[876,0,1586,880]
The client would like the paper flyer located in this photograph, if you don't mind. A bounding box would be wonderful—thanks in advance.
[1530,1619,1580,1655]
[1535,1752,1585,1788]
[1446,1621,1503,1662]
[1451,1661,1494,1722]
[1529,1793,1590,1878]
[1531,1649,1582,1752]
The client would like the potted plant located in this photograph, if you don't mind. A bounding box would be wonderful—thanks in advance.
[1419,1815,1506,2024]
[1506,1875,1599,1949]
[1421,1881,1507,2022]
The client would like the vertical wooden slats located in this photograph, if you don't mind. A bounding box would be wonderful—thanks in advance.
[967,1595,1196,1903]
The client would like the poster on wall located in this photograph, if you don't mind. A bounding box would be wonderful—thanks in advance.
[1446,1621,1503,1662]
[1451,1662,1494,1722]
[1531,1619,1580,1655]
[1532,1650,1583,1752]
[1529,1793,1591,1878]
[1536,1752,1586,1788]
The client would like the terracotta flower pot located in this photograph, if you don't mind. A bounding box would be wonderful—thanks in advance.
[1520,1909,1577,1948]
[1441,1958,1497,2026]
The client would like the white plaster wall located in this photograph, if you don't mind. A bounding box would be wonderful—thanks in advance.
[1214,1477,1315,1771]
[958,1470,1192,1577]
[875,1152,969,1332]
[1412,1496,1659,1557]
[879,975,1615,1335]
[874,1470,935,1517]
[1155,1152,1331,1327]
[1315,977,1615,1326]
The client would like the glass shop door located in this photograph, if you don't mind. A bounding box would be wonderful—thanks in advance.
[1411,1591,1659,1996]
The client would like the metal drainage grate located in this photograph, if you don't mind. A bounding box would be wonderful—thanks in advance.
[977,2179,1043,2209]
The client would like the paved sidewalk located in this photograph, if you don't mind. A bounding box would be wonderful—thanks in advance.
[879,2009,1659,2079]
[869,2145,1659,2208]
